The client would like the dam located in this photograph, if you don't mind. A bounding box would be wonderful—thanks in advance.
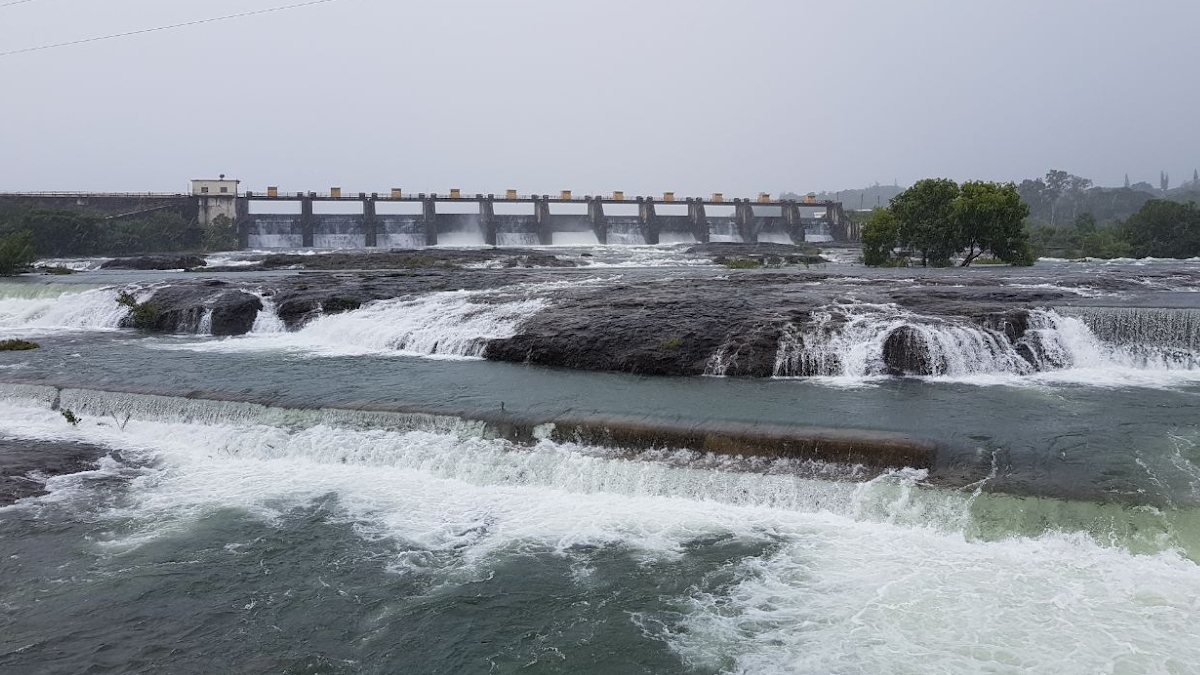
[0,178,854,249]
[238,189,851,248]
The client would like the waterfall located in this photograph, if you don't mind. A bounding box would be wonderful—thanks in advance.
[377,233,425,249]
[312,215,366,249]
[246,217,303,249]
[497,232,541,247]
[1059,307,1200,352]
[756,230,795,245]
[162,290,549,359]
[290,292,547,357]
[377,215,425,249]
[0,286,131,334]
[708,220,743,243]
[606,218,646,246]
[249,294,287,334]
[770,304,1200,379]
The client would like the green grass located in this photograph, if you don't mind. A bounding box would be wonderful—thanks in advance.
[721,259,764,269]
[0,339,40,351]
[659,337,683,351]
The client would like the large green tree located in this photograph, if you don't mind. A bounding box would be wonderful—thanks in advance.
[888,178,961,266]
[861,179,1034,267]
[953,181,1030,266]
[860,209,901,266]
[0,231,37,275]
[1123,200,1200,258]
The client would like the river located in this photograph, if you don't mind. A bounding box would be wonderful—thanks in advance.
[2,246,1199,674]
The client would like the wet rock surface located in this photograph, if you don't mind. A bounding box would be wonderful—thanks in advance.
[129,282,263,335]
[687,242,827,266]
[0,437,106,505]
[109,263,1200,377]
[101,255,206,270]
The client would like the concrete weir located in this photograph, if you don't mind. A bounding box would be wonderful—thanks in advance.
[6,381,944,478]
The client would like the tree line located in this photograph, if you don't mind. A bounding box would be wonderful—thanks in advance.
[861,179,1033,267]
[0,206,239,275]
[860,172,1200,266]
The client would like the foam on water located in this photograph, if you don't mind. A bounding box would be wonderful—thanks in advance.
[34,257,111,271]
[0,285,131,336]
[769,303,1200,389]
[1,387,1199,673]
[158,288,549,358]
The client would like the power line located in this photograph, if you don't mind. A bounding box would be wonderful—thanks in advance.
[0,0,47,8]
[0,0,359,57]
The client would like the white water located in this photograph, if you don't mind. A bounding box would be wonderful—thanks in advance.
[160,289,548,358]
[768,304,1200,388]
[756,230,795,245]
[376,233,425,248]
[249,294,286,334]
[496,232,541,247]
[0,285,130,336]
[1,387,1198,674]
[435,230,486,247]
[551,231,601,246]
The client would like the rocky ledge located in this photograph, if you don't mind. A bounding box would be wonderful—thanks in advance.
[0,437,107,506]
[103,265,1177,378]
[101,255,207,270]
[687,242,828,267]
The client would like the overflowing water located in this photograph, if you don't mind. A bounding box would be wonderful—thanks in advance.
[768,304,1200,386]
[3,258,1200,673]
[0,285,130,336]
[159,289,549,358]
[1,383,1199,674]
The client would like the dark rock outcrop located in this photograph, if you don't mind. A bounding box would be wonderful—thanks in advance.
[101,255,206,270]
[0,438,106,505]
[124,282,262,335]
[688,242,827,267]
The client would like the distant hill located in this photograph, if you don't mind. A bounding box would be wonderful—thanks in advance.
[781,184,904,210]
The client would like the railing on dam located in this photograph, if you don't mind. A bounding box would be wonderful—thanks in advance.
[242,190,837,209]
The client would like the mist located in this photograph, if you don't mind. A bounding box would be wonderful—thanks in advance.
[1,0,1197,195]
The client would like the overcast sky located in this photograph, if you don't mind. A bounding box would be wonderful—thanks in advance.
[1,0,1197,196]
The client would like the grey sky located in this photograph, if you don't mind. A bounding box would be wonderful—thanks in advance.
[1,0,1197,196]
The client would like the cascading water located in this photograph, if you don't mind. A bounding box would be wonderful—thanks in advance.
[311,215,367,249]
[246,217,303,249]
[708,220,743,243]
[0,286,131,335]
[769,303,1200,379]
[249,294,286,334]
[161,289,549,358]
[606,218,646,245]
[496,232,540,247]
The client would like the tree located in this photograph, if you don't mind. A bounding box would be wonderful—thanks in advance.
[1124,174,1131,189]
[860,209,901,266]
[1123,200,1200,258]
[889,178,961,266]
[1072,213,1097,234]
[1161,171,1170,193]
[203,215,239,252]
[0,231,37,275]
[953,181,1031,266]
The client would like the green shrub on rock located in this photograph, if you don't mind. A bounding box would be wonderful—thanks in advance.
[0,339,40,351]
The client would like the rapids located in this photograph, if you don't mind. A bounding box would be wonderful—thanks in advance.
[2,252,1200,674]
